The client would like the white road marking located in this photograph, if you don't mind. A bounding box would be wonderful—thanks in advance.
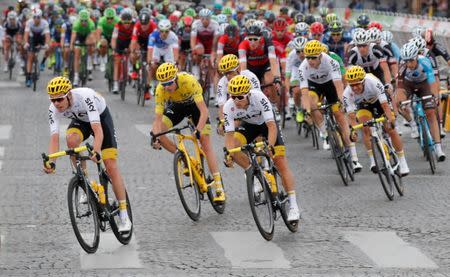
[0,146,4,157]
[211,232,291,269]
[344,231,438,268]
[0,161,2,171]
[80,233,143,269]
[135,124,152,137]
[0,81,21,88]
[0,125,12,140]
[0,235,3,248]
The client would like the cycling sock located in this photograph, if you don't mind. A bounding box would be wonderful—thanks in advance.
[396,150,405,158]
[318,121,327,137]
[349,143,358,161]
[435,143,443,153]
[287,191,298,208]
[119,200,128,219]
[213,172,222,188]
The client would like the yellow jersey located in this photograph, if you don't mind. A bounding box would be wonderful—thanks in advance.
[154,72,204,115]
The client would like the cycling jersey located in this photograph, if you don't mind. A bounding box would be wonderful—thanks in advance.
[286,50,303,77]
[72,18,95,37]
[97,16,120,40]
[223,89,274,132]
[48,88,107,134]
[347,43,386,73]
[217,70,261,106]
[24,19,50,37]
[154,72,203,115]
[147,30,178,49]
[342,74,387,114]
[379,41,397,65]
[423,48,439,75]
[298,53,342,89]
[323,31,352,60]
[131,20,157,46]
[50,24,65,43]
[272,31,294,49]
[217,33,240,56]
[177,27,191,51]
[238,36,276,67]
[428,41,450,63]
[3,20,22,38]
[112,21,135,41]
[398,56,435,84]
[191,19,219,54]
[329,51,346,75]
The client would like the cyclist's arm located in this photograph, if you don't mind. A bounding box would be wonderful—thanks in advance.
[380,102,395,123]
[48,133,60,162]
[266,120,277,147]
[268,45,280,79]
[111,24,118,51]
[190,26,197,52]
[147,32,155,63]
[90,123,103,155]
[195,99,208,132]
[238,40,247,71]
[330,58,344,99]
[48,108,60,161]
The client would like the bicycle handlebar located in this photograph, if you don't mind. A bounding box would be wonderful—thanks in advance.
[150,121,195,143]
[400,95,433,106]
[352,117,386,130]
[41,143,94,169]
[223,140,267,156]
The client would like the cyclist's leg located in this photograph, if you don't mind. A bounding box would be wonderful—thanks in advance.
[178,49,186,71]
[65,120,91,169]
[154,104,185,153]
[192,43,203,78]
[3,36,11,66]
[356,108,376,170]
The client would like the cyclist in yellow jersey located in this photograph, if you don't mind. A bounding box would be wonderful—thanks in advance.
[151,63,225,203]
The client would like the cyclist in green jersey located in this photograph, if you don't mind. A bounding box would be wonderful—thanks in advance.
[96,8,119,72]
[70,9,96,86]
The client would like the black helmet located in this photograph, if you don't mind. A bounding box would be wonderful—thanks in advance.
[139,12,150,24]
[357,13,370,28]
[280,6,289,14]
[225,24,238,37]
[304,14,316,25]
[294,12,305,23]
[329,20,343,33]
[246,25,261,36]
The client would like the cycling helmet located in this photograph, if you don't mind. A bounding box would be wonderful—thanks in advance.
[104,7,116,18]
[352,29,369,45]
[91,9,101,20]
[319,7,329,17]
[314,15,323,23]
[381,30,393,43]
[158,19,171,31]
[156,63,178,82]
[32,8,43,17]
[218,23,228,35]
[217,14,227,24]
[367,27,381,43]
[236,4,245,13]
[213,3,223,12]
[139,12,151,24]
[280,6,289,14]
[243,13,256,23]
[304,40,323,56]
[345,66,366,84]
[120,8,132,21]
[292,36,308,51]
[253,20,266,31]
[328,20,343,33]
[47,76,72,96]
[409,36,426,53]
[400,42,419,60]
[54,18,64,27]
[219,54,239,73]
[411,26,424,38]
[368,21,383,31]
[222,7,233,16]
[264,11,276,23]
[225,24,238,37]
[168,13,179,23]
[79,9,90,21]
[246,25,261,37]
[325,13,338,24]
[356,13,370,28]
[304,14,316,25]
[228,75,251,96]
[249,1,257,10]
[273,18,288,31]
[310,22,324,35]
[295,22,310,35]
[294,12,305,24]
[21,8,31,19]
[321,43,329,53]
[184,7,196,17]
[183,16,193,27]
[199,8,212,18]
[7,11,17,20]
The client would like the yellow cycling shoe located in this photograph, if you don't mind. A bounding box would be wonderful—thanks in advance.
[213,188,226,203]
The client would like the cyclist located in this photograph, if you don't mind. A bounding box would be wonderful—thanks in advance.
[217,54,261,135]
[343,66,410,175]
[147,19,179,95]
[177,15,193,71]
[70,9,96,86]
[216,24,240,64]
[2,11,23,73]
[309,21,325,42]
[96,7,120,72]
[294,22,310,38]
[299,40,362,171]
[23,8,50,87]
[111,8,135,93]
[48,17,65,73]
[44,76,132,232]
[222,75,301,221]
[272,18,293,50]
[150,63,225,203]
[323,20,351,61]
[397,42,446,161]
[356,13,370,29]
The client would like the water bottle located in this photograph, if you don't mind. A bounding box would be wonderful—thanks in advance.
[264,171,277,193]
[97,184,106,204]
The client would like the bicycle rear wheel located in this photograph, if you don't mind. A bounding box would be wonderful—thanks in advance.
[246,168,274,241]
[105,180,133,245]
[275,168,298,233]
[420,118,436,174]
[174,151,201,221]
[371,137,394,200]
[67,176,100,253]
[329,130,350,186]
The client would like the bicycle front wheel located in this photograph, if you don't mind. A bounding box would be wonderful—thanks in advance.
[67,176,100,253]
[371,137,394,200]
[329,131,349,186]
[247,168,274,241]
[174,151,201,221]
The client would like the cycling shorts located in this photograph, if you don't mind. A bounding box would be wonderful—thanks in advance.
[162,101,211,135]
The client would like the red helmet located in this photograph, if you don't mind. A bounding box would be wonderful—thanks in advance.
[368,21,383,31]
[273,18,288,31]
[310,22,324,35]
[183,16,193,27]
[169,14,179,23]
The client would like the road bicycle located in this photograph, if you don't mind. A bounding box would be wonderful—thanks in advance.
[295,108,320,150]
[224,140,298,241]
[117,49,129,100]
[75,43,89,87]
[199,54,212,107]
[6,39,17,80]
[135,49,148,106]
[352,117,404,200]
[104,49,114,93]
[29,45,41,92]
[151,117,225,221]
[42,143,133,253]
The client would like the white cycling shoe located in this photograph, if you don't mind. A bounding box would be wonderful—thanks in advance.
[118,217,132,233]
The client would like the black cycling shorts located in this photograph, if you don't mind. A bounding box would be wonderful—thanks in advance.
[248,62,271,83]
[163,101,211,135]
[308,79,339,104]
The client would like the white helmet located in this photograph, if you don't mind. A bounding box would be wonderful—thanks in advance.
[253,20,265,31]
[158,19,171,31]
[216,14,228,24]
[400,42,419,60]
[218,23,229,35]
[7,11,17,20]
[32,8,42,17]
[244,19,256,31]
[199,8,212,18]
[295,22,309,34]
[411,26,424,38]
[367,27,381,43]
[381,30,393,43]
[352,29,369,45]
[409,36,426,53]
[292,36,308,51]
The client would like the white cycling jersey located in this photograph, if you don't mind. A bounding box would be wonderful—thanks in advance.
[191,19,219,39]
[298,52,341,89]
[48,88,107,134]
[24,18,50,36]
[342,74,388,113]
[217,70,260,106]
[223,89,274,132]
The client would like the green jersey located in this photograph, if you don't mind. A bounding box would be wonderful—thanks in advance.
[97,16,120,39]
[329,51,346,75]
[73,19,96,36]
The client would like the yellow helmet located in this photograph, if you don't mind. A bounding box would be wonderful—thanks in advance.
[218,54,239,73]
[304,40,323,56]
[156,62,178,82]
[47,76,72,96]
[345,66,366,84]
[228,75,251,96]
[321,42,329,53]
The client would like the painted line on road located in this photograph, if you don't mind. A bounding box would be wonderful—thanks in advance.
[211,232,291,269]
[0,146,4,157]
[0,81,21,88]
[135,124,152,137]
[0,125,12,140]
[80,233,143,269]
[0,235,4,248]
[0,161,2,171]
[343,231,438,268]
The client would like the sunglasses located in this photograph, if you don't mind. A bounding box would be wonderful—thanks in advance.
[404,59,415,62]
[33,15,41,19]
[331,33,341,36]
[106,17,114,20]
[122,20,131,24]
[160,30,169,33]
[248,37,259,42]
[225,71,236,76]
[161,80,175,87]
[231,95,246,100]
[81,20,88,23]
[305,56,318,60]
[357,44,368,48]
[312,33,322,37]
[50,92,69,103]
[296,50,303,54]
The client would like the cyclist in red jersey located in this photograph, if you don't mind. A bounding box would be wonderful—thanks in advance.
[216,24,240,65]
[272,18,294,49]
[111,9,135,93]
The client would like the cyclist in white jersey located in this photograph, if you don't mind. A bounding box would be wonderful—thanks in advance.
[43,77,132,233]
[343,66,410,175]
[222,75,301,222]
